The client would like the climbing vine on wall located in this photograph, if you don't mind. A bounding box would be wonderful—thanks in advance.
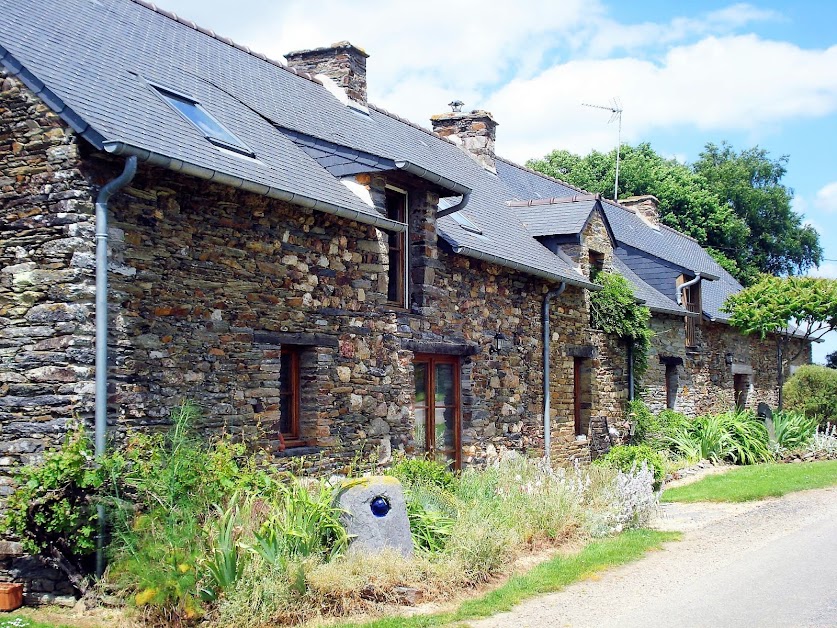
[589,272,653,382]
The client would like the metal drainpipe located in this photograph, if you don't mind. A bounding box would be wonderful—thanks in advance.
[94,155,137,578]
[543,282,566,465]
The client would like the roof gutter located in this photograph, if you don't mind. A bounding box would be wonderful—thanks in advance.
[451,244,597,290]
[394,160,471,196]
[102,141,407,233]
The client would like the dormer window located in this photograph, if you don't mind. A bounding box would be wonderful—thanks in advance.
[155,87,254,157]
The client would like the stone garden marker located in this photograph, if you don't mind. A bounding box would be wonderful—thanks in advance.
[757,402,776,443]
[336,476,413,557]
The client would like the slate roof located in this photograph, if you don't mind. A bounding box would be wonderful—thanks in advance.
[510,198,600,237]
[0,0,594,289]
[611,257,690,316]
[495,157,743,322]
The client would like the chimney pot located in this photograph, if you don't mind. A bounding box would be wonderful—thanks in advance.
[431,109,498,173]
[285,41,369,105]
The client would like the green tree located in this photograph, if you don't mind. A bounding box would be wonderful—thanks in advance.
[826,351,837,369]
[527,142,822,285]
[722,275,837,408]
[694,142,821,281]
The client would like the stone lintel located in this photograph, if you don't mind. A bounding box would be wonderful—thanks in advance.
[731,363,754,375]
[253,331,339,348]
[659,355,684,366]
[566,345,595,358]
[402,339,479,356]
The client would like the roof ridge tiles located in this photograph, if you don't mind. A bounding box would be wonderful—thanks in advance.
[366,102,460,148]
[128,0,323,86]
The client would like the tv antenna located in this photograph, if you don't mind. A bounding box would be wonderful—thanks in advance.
[582,99,623,201]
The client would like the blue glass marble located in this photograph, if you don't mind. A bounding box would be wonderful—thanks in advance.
[370,496,391,518]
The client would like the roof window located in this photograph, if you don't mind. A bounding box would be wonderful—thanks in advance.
[155,87,254,157]
[450,211,484,235]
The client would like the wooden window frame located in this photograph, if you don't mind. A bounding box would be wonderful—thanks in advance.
[413,353,462,470]
[385,186,408,308]
[679,276,701,349]
[279,346,302,446]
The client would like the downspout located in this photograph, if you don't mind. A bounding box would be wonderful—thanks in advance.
[94,155,137,577]
[676,273,702,306]
[437,193,470,218]
[543,282,567,465]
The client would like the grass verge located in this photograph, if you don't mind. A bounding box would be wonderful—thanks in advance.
[662,460,837,503]
[0,615,73,628]
[340,529,680,628]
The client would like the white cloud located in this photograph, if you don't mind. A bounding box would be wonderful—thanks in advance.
[808,262,837,279]
[814,182,837,213]
[482,35,837,162]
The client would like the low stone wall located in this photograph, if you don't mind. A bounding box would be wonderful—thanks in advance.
[0,542,75,606]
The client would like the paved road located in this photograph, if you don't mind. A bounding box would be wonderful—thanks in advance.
[469,487,837,628]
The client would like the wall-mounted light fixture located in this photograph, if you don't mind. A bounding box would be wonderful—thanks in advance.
[725,352,734,366]
[494,332,512,353]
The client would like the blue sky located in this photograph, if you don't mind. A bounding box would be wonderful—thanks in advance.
[158,0,837,362]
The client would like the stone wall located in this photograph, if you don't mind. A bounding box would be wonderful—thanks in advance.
[0,71,99,481]
[642,314,811,416]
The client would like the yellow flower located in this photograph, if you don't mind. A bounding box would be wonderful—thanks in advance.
[134,587,158,606]
[177,563,190,574]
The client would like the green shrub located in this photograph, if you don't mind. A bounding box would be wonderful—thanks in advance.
[387,456,456,490]
[1,422,107,592]
[594,445,665,488]
[772,410,819,451]
[672,411,772,465]
[784,364,837,424]
[405,483,456,553]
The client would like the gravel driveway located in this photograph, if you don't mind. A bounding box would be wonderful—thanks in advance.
[467,487,837,628]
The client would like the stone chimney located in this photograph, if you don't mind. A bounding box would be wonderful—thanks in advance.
[431,109,498,173]
[620,195,660,228]
[285,41,369,104]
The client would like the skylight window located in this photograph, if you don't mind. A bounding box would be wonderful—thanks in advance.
[450,211,483,235]
[155,88,254,157]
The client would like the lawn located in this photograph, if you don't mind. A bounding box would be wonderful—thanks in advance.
[340,529,680,628]
[662,460,837,503]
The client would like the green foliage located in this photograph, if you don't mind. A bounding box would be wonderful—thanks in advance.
[527,141,821,285]
[253,478,349,566]
[772,410,819,451]
[404,484,456,554]
[589,272,653,381]
[594,444,665,488]
[386,456,456,491]
[783,364,837,424]
[625,400,654,443]
[723,275,837,347]
[694,142,821,279]
[826,351,837,369]
[671,411,772,465]
[2,422,105,562]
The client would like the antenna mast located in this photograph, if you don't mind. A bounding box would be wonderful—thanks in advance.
[582,99,623,201]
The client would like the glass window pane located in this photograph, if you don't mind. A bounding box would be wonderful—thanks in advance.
[434,407,455,464]
[279,394,292,435]
[414,407,427,451]
[280,352,293,395]
[158,90,250,152]
[414,363,428,403]
[434,363,455,406]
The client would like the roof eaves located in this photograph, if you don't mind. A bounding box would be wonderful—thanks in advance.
[0,45,105,149]
[102,140,408,233]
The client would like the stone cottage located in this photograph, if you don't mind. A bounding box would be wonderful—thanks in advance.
[1,0,811,482]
